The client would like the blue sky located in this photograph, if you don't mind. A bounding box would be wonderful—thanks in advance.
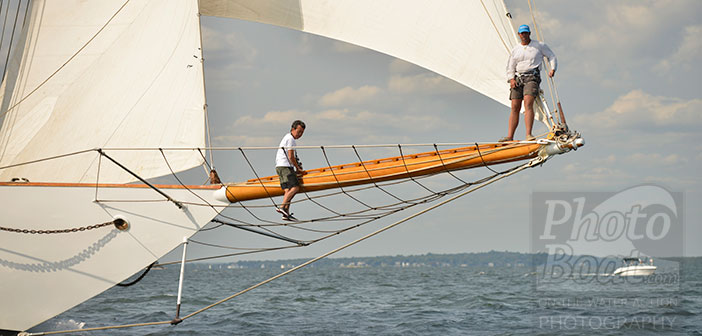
[184,0,702,261]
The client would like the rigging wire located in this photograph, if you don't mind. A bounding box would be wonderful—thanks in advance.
[319,145,373,209]
[397,144,436,194]
[3,142,541,268]
[527,0,562,125]
[194,3,214,171]
[352,145,407,203]
[0,1,8,67]
[0,0,20,84]
[149,145,531,263]
[19,0,28,29]
[479,0,510,53]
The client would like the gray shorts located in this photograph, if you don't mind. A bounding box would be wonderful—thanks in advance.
[510,74,541,100]
[276,166,299,189]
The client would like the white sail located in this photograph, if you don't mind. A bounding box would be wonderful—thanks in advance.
[0,0,206,183]
[200,0,518,107]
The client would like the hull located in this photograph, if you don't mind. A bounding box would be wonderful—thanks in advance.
[612,265,657,276]
[0,183,226,331]
[221,142,541,202]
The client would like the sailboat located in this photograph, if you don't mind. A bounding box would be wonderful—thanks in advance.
[0,0,582,333]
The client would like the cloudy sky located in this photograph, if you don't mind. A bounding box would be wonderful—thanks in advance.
[184,0,702,261]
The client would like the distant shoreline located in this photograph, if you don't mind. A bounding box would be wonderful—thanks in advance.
[176,251,701,270]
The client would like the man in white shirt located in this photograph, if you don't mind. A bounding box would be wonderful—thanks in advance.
[275,120,306,220]
[501,24,557,142]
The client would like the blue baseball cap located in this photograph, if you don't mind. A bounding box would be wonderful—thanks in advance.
[518,24,530,33]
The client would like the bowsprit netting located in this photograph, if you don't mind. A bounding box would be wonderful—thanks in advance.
[154,141,543,263]
[0,139,547,264]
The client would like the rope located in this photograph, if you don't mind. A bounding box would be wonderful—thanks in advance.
[19,0,29,30]
[152,245,299,267]
[397,144,436,194]
[160,149,219,212]
[320,146,373,209]
[527,0,561,123]
[210,218,306,245]
[0,1,10,69]
[479,0,510,54]
[474,143,500,174]
[194,6,214,171]
[97,149,182,209]
[433,144,469,185]
[155,151,534,267]
[352,145,407,203]
[0,0,20,83]
[238,147,279,208]
[116,262,155,287]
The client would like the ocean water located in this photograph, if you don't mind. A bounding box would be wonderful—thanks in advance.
[32,263,701,335]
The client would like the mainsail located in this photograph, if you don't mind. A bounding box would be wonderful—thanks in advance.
[0,0,206,183]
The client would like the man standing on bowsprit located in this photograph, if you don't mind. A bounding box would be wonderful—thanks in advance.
[274,120,306,221]
[501,24,557,142]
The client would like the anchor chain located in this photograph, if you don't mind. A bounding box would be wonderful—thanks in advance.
[0,219,124,234]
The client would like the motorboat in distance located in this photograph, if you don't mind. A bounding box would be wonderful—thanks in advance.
[612,258,657,276]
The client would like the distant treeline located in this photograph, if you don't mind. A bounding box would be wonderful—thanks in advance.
[216,251,549,269]
[197,252,702,270]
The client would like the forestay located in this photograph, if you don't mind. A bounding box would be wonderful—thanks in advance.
[0,0,205,183]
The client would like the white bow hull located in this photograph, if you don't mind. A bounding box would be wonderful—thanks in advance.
[0,183,225,331]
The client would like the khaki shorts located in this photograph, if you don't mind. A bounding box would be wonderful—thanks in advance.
[276,166,299,189]
[510,74,541,100]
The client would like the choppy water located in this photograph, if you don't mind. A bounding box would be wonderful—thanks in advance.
[32,263,701,335]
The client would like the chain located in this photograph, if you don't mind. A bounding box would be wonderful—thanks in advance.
[0,220,116,234]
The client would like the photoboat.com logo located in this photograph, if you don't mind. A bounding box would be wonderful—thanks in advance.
[531,185,682,288]
[530,185,683,331]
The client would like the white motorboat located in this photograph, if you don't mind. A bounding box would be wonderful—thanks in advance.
[612,258,657,276]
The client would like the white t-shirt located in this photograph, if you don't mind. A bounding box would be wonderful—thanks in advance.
[506,39,557,81]
[275,133,296,167]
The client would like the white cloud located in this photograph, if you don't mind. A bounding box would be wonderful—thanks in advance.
[562,164,632,187]
[318,86,382,107]
[201,26,259,92]
[212,134,276,147]
[576,90,702,131]
[233,109,311,129]
[201,26,258,66]
[656,25,702,73]
[509,0,701,86]
[624,153,685,165]
[388,73,464,95]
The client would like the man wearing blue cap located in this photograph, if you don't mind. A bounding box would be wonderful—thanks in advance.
[501,24,557,142]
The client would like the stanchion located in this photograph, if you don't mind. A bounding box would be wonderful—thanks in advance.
[171,237,188,325]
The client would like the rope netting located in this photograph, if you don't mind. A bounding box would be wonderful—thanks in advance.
[0,141,541,261]
[96,142,537,263]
